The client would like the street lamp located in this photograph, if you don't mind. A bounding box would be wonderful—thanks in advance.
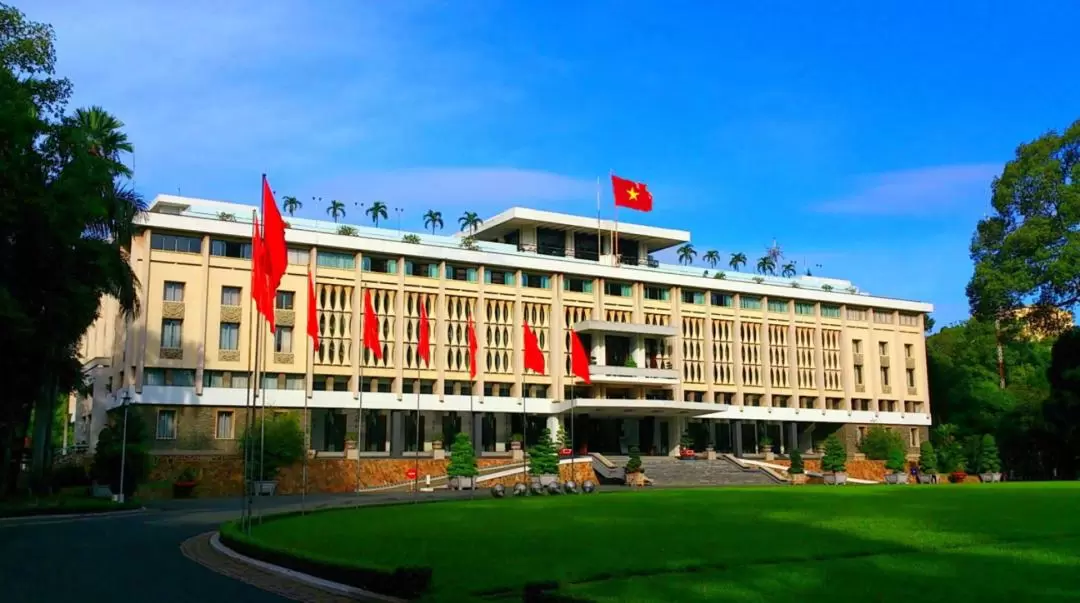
[118,389,131,503]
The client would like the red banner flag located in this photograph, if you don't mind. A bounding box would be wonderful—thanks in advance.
[611,174,653,212]
[418,298,431,366]
[250,214,275,332]
[362,289,383,361]
[569,330,591,385]
[261,175,288,293]
[467,313,478,379]
[306,270,319,352]
[522,322,546,375]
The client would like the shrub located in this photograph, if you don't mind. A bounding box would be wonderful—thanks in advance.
[977,434,1002,473]
[447,433,478,478]
[918,440,938,473]
[460,235,480,251]
[527,429,559,475]
[821,434,847,473]
[50,462,92,489]
[933,424,965,473]
[240,412,305,480]
[788,447,804,475]
[337,225,358,236]
[679,429,694,452]
[821,284,834,292]
[752,276,765,284]
[859,426,906,461]
[885,446,907,473]
[402,234,421,244]
[218,212,236,221]
[625,446,643,474]
[91,408,151,497]
[714,272,726,279]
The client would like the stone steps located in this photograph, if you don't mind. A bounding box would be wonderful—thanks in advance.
[602,456,781,487]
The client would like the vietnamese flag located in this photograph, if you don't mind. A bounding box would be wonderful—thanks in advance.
[306,270,319,352]
[611,174,653,212]
[261,175,288,293]
[362,288,383,361]
[417,298,431,366]
[467,312,479,379]
[250,213,275,332]
[522,322,546,375]
[569,330,591,385]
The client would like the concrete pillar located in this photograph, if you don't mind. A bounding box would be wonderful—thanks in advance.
[787,422,798,455]
[390,410,404,457]
[733,419,744,457]
[473,412,484,455]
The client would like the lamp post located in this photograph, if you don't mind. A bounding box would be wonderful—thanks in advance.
[118,389,131,503]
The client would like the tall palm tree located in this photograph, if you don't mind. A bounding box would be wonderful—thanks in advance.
[781,261,797,278]
[423,210,444,235]
[729,252,747,272]
[326,199,346,222]
[677,244,697,265]
[366,201,389,227]
[282,195,302,216]
[756,256,776,275]
[703,250,720,268]
[72,106,133,176]
[458,211,483,234]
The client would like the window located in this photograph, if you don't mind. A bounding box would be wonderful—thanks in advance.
[873,310,893,324]
[276,291,295,310]
[204,371,249,389]
[156,409,177,440]
[854,364,864,386]
[769,299,790,313]
[899,313,920,326]
[317,251,355,270]
[285,374,305,390]
[880,366,890,386]
[485,270,514,286]
[405,260,439,278]
[910,428,919,447]
[161,319,182,349]
[363,256,397,274]
[878,341,889,356]
[445,265,478,282]
[821,304,841,318]
[604,281,631,297]
[287,248,310,265]
[215,411,234,439]
[906,368,916,388]
[564,277,593,293]
[143,368,195,386]
[904,344,913,358]
[163,281,185,302]
[847,307,867,321]
[521,273,550,289]
[710,292,733,307]
[682,289,705,305]
[794,302,814,315]
[210,239,252,259]
[275,326,293,353]
[644,286,670,301]
[221,286,241,305]
[219,323,239,351]
[151,233,202,253]
[261,374,303,390]
[740,295,761,310]
[852,339,863,354]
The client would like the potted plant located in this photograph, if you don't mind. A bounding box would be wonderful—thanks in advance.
[917,440,938,484]
[344,430,359,450]
[172,467,198,498]
[509,433,524,461]
[528,428,560,486]
[977,434,1002,482]
[625,446,646,487]
[447,433,478,490]
[821,434,847,485]
[788,447,807,485]
[884,445,908,484]
[241,413,305,496]
[706,439,716,461]
[679,430,696,460]
[759,435,774,461]
[949,468,968,483]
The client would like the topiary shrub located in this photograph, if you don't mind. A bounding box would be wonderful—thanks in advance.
[821,434,847,473]
[885,446,907,473]
[527,429,559,476]
[679,429,695,455]
[918,440,938,473]
[447,433,478,478]
[859,426,906,461]
[91,408,151,497]
[625,446,643,474]
[240,412,305,481]
[402,234,421,244]
[788,447,804,475]
[977,434,1002,474]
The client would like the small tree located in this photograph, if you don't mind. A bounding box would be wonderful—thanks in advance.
[91,408,151,497]
[885,446,907,474]
[679,429,694,452]
[788,447,804,475]
[528,429,560,476]
[821,434,847,473]
[977,434,1002,474]
[859,426,907,461]
[625,446,643,474]
[240,412,305,481]
[447,433,478,478]
[918,440,938,473]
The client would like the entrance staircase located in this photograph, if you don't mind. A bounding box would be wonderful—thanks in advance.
[593,454,782,487]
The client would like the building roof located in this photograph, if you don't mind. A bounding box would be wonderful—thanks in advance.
[464,207,691,253]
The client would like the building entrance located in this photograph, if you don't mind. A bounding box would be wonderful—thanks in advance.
[573,415,671,456]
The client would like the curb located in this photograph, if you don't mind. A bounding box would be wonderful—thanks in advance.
[210,532,406,603]
[0,506,146,524]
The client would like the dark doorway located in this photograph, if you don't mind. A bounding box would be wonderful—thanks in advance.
[323,411,346,452]
[441,412,461,446]
[605,335,631,367]
[537,227,566,257]
[481,412,497,452]
[619,239,641,265]
[574,232,600,261]
[363,410,387,452]
[640,416,656,455]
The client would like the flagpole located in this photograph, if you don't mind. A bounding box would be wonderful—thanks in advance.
[243,209,261,534]
[302,336,310,515]
[356,281,366,497]
[413,360,421,502]
[609,170,619,266]
[469,382,475,500]
[522,382,528,491]
[257,305,268,525]
[595,176,602,261]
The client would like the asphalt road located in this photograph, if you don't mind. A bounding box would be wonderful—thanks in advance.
[0,493,388,603]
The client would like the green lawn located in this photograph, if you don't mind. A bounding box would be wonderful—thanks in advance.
[234,483,1080,601]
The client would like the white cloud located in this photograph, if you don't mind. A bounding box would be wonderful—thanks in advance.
[813,163,1000,215]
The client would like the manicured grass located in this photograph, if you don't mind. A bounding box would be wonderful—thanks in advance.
[239,483,1080,601]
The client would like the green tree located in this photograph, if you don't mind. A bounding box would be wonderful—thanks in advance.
[702,250,720,268]
[90,408,150,497]
[240,413,305,481]
[729,252,747,272]
[326,199,345,222]
[625,446,642,473]
[527,428,559,476]
[423,209,443,235]
[885,446,907,474]
[918,440,938,473]
[977,434,1002,474]
[756,255,776,275]
[281,195,302,216]
[366,201,388,227]
[781,261,797,278]
[677,244,697,265]
[821,434,847,473]
[858,426,906,461]
[458,211,483,234]
[788,447,804,475]
[932,424,966,473]
[446,433,478,478]
[1046,328,1080,478]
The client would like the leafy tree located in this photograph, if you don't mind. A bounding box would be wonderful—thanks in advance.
[240,412,305,480]
[1046,327,1080,478]
[702,250,719,268]
[458,211,483,234]
[788,447,804,475]
[625,446,643,473]
[885,446,907,474]
[858,426,906,461]
[821,434,847,473]
[918,440,938,473]
[679,429,694,452]
[729,252,747,272]
[326,199,345,222]
[977,434,1002,474]
[366,201,388,227]
[756,255,776,275]
[281,195,302,216]
[677,244,696,265]
[967,119,1080,333]
[932,424,966,473]
[423,210,443,235]
[527,428,559,476]
[447,432,478,478]
[781,261,797,278]
[90,408,150,497]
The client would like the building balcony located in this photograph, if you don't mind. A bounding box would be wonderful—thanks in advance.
[587,365,680,386]
[574,319,678,338]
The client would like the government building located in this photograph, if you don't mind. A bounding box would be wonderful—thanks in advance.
[75,195,933,463]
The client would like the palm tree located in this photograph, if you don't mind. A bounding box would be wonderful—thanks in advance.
[72,106,133,176]
[326,199,346,222]
[282,195,302,216]
[729,252,747,272]
[756,256,776,275]
[677,244,697,265]
[702,250,720,268]
[366,201,389,227]
[781,261,797,278]
[458,211,483,234]
[423,210,444,235]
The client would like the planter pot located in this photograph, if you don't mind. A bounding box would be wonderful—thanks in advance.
[251,480,277,496]
[884,472,908,485]
[680,454,697,461]
[448,476,476,490]
[917,474,937,484]
[949,472,968,483]
[510,441,523,451]
[992,472,1002,482]
[791,473,808,485]
[979,473,997,483]
[433,440,444,451]
[823,472,847,485]
[344,439,358,451]
[172,481,197,499]
[625,471,646,487]
[763,451,775,461]
[537,474,559,487]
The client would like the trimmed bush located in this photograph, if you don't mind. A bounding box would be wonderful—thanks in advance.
[859,426,906,461]
[788,447,804,475]
[447,433,478,478]
[978,434,1002,473]
[885,446,907,473]
[625,446,643,474]
[821,434,847,473]
[918,440,938,473]
[528,429,559,475]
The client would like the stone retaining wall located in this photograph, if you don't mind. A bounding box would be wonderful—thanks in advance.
[481,462,597,488]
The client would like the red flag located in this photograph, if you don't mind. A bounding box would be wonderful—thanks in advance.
[611,174,653,212]
[306,270,319,352]
[362,288,383,361]
[569,330,591,385]
[417,298,431,366]
[261,175,288,293]
[522,322,545,375]
[467,313,478,379]
[250,214,275,332]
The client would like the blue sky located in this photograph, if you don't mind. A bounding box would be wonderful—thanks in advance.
[31,1,1080,328]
